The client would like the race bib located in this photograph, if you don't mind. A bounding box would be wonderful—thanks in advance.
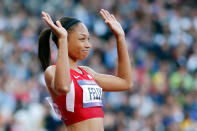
[77,80,103,108]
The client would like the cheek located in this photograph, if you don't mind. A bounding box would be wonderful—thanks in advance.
[68,42,83,57]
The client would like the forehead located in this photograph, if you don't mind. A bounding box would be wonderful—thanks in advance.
[72,23,89,36]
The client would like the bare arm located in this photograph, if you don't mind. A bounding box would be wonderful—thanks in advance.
[82,9,132,91]
[42,11,70,94]
[82,66,132,91]
[54,38,71,93]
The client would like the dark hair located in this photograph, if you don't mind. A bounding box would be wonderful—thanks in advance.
[38,17,81,71]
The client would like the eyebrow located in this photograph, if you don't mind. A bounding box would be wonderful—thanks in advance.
[79,33,90,37]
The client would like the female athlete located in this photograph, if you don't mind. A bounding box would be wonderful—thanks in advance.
[38,9,132,131]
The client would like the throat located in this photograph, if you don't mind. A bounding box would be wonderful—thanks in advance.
[68,58,83,74]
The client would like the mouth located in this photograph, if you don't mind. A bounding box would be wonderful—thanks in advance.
[82,50,89,53]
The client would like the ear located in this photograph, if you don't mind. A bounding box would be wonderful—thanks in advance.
[67,32,71,42]
[67,30,76,42]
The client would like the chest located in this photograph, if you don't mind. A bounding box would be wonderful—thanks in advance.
[71,75,103,108]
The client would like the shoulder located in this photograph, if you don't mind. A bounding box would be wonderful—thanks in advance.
[44,65,56,77]
[44,65,56,86]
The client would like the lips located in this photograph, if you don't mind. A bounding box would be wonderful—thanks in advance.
[82,50,89,53]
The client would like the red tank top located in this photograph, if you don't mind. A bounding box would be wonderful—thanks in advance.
[52,67,104,126]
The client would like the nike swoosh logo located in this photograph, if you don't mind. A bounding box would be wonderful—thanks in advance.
[74,76,80,78]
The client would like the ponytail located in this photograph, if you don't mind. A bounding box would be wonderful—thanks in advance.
[38,17,81,71]
[38,28,51,71]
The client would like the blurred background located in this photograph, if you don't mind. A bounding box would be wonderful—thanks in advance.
[0,0,197,130]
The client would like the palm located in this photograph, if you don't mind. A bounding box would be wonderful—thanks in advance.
[100,9,125,37]
[42,11,67,38]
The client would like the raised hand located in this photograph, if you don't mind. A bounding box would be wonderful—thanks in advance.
[42,11,68,39]
[100,9,125,37]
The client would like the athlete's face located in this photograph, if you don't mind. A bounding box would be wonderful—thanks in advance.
[67,23,91,61]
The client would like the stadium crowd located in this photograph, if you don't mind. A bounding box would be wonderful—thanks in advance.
[0,0,197,130]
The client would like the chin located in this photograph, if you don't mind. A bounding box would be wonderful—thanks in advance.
[79,55,88,60]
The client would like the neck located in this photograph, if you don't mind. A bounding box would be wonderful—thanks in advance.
[69,57,78,69]
[69,57,83,74]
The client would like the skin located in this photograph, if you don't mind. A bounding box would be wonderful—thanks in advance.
[42,9,132,131]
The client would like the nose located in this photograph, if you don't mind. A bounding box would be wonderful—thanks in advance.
[84,41,91,48]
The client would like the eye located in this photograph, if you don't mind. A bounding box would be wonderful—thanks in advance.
[79,38,85,41]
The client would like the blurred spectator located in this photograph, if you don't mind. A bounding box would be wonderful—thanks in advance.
[0,0,197,130]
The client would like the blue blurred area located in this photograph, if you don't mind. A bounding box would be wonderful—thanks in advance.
[0,0,197,130]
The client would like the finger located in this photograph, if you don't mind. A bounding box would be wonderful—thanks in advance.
[100,9,109,21]
[42,11,48,18]
[46,13,52,21]
[42,15,51,24]
[100,11,106,21]
[41,12,57,27]
[99,9,105,19]
[41,11,45,16]
[56,20,63,28]
[100,11,112,25]
[42,11,53,23]
[42,16,58,30]
[111,14,116,21]
[42,17,53,27]
[103,9,113,21]
[41,11,46,16]
[104,10,113,19]
[42,16,49,24]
